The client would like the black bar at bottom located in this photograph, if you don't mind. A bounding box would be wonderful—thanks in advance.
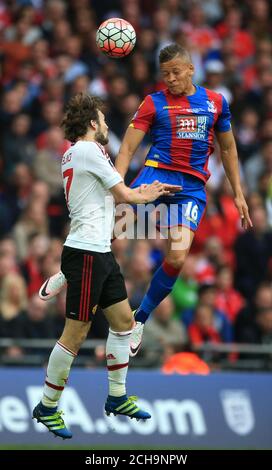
[0,450,270,466]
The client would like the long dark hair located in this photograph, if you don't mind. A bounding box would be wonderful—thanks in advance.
[61,93,104,142]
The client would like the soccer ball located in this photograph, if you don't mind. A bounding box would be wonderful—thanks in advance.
[96,18,136,58]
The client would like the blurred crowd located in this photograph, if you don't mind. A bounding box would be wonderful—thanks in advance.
[0,0,272,368]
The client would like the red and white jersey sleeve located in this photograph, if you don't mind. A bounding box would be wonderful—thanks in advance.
[130,95,156,133]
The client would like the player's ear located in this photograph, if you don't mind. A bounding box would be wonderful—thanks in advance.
[189,63,194,77]
[90,119,98,130]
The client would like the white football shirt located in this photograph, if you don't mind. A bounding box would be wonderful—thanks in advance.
[62,140,122,252]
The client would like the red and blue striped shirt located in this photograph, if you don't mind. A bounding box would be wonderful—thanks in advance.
[130,85,231,183]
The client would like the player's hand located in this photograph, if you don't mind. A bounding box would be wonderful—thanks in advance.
[139,184,148,192]
[139,183,182,194]
[161,184,182,194]
[234,193,253,229]
[140,180,181,202]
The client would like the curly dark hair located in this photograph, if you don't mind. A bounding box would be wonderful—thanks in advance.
[61,93,104,142]
[159,44,191,64]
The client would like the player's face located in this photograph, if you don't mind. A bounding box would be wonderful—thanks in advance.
[95,110,109,145]
[160,57,195,96]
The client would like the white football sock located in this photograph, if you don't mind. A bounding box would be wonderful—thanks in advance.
[42,341,76,408]
[106,328,132,397]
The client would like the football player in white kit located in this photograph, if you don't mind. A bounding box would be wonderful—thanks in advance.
[33,92,181,439]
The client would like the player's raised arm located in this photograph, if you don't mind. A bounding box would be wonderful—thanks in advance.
[115,127,145,178]
[216,128,253,229]
[115,95,156,178]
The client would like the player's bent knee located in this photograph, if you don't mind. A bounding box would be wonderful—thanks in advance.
[60,319,91,352]
[110,315,134,333]
[120,316,134,331]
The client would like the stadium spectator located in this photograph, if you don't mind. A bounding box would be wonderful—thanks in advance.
[171,254,198,317]
[235,205,272,299]
[182,283,233,343]
[214,264,245,323]
[0,272,28,338]
[13,199,49,261]
[2,113,36,177]
[21,233,50,297]
[141,296,188,366]
[234,282,272,341]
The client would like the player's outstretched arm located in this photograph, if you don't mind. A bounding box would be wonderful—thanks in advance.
[115,127,146,178]
[216,129,253,229]
[110,181,181,204]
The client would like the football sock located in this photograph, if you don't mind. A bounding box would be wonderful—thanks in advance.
[42,341,76,408]
[135,260,180,323]
[106,328,132,397]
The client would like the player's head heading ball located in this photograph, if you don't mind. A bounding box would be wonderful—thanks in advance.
[159,44,195,96]
[61,93,109,145]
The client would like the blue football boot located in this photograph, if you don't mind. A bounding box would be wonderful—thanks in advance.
[32,402,72,439]
[105,395,151,421]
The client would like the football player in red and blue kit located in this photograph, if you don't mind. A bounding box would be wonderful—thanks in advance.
[115,43,253,356]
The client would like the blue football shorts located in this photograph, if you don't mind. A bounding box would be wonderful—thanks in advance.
[130,166,207,232]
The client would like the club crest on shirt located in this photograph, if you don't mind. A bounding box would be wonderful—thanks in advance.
[206,100,217,113]
[176,115,208,140]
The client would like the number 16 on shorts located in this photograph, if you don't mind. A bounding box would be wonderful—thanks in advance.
[183,200,200,229]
